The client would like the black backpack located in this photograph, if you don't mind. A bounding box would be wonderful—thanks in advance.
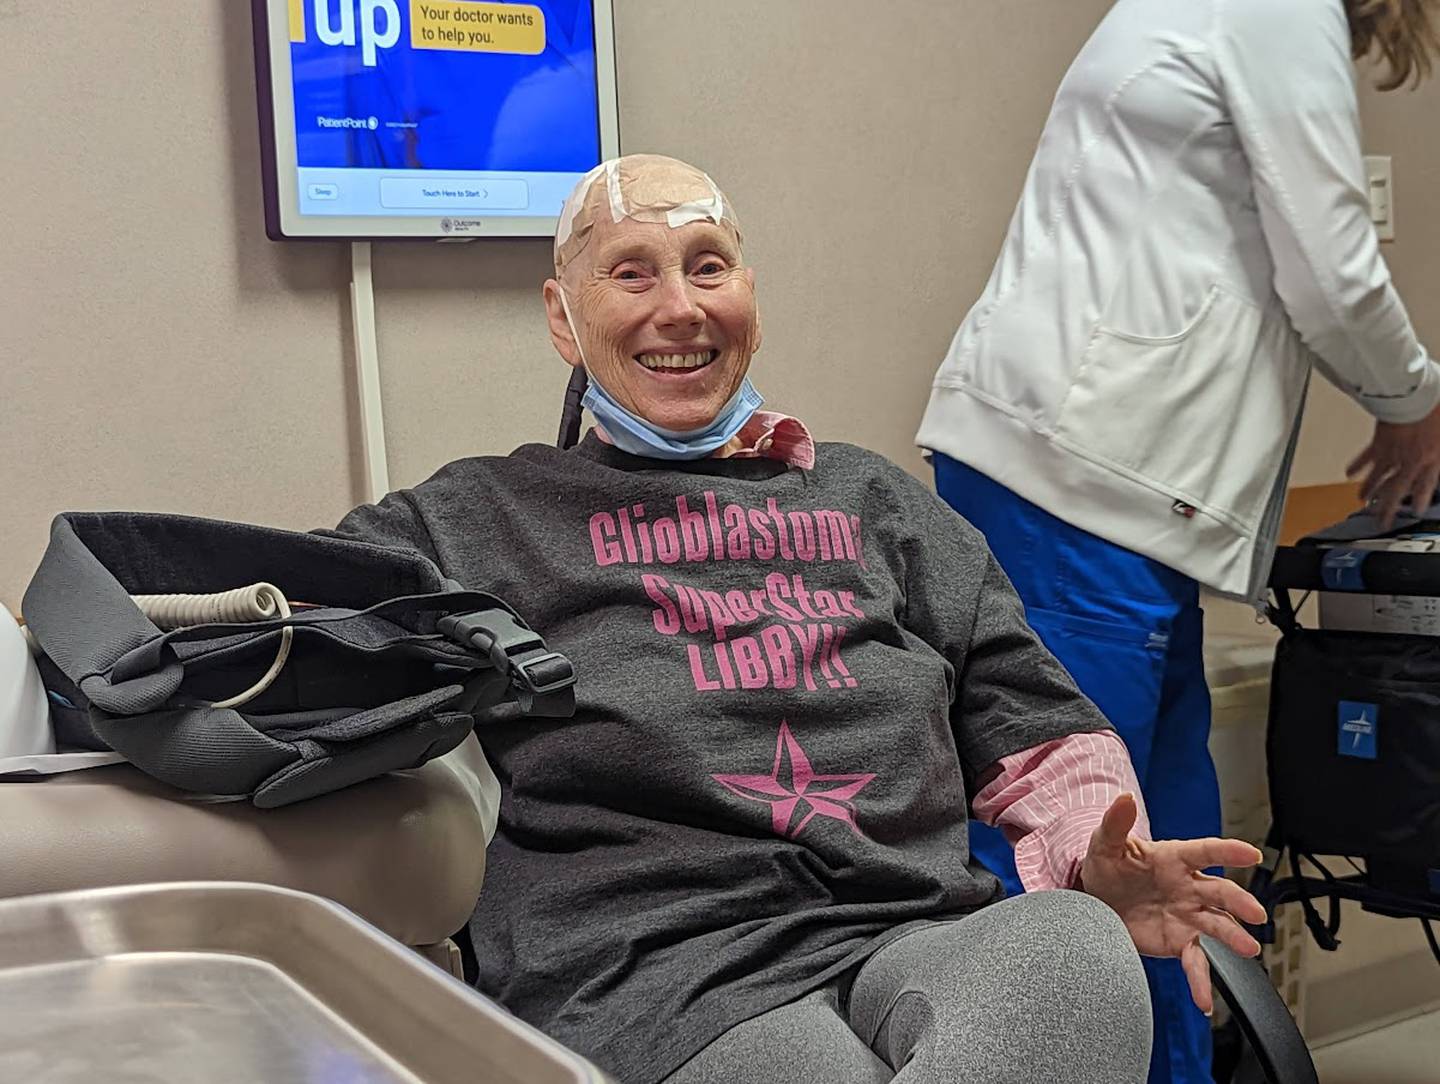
[23,512,576,807]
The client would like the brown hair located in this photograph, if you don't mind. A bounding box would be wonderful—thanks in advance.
[1346,0,1440,90]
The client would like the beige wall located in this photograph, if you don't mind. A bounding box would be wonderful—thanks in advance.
[3,0,1439,608]
[1,1,360,609]
[1294,75,1440,485]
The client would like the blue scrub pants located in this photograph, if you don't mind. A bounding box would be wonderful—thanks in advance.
[933,454,1221,1084]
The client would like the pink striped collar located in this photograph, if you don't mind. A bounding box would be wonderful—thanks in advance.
[725,410,816,469]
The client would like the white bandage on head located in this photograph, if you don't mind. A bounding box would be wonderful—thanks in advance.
[553,154,743,275]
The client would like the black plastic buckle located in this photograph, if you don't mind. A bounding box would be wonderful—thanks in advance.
[438,609,543,669]
[438,609,576,698]
[511,650,576,695]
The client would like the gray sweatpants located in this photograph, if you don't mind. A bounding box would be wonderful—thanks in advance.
[663,890,1152,1084]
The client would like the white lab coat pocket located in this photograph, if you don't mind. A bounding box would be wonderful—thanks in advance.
[1056,285,1306,528]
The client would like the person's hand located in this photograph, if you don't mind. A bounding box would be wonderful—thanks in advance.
[1346,404,1440,530]
[1079,794,1267,1014]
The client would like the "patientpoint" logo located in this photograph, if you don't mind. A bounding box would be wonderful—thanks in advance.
[317,116,380,130]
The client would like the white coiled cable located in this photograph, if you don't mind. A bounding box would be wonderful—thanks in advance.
[130,584,293,709]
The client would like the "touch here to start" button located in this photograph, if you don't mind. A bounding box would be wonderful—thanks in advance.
[378,177,530,210]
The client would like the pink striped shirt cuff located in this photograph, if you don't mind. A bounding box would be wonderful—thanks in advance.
[971,730,1151,892]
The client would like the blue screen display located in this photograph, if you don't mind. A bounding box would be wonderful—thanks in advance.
[282,0,603,221]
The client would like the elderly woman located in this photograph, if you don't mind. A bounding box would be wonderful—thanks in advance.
[331,155,1266,1084]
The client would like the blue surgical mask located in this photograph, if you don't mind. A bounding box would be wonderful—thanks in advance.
[582,374,764,460]
[559,286,764,460]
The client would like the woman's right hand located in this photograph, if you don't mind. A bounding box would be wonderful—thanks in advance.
[1346,403,1440,530]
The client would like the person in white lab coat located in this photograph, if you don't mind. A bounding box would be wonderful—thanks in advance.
[915,2,1440,1081]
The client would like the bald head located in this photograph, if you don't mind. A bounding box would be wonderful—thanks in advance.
[554,154,743,280]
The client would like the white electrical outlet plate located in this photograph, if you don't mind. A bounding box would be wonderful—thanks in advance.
[1365,155,1395,241]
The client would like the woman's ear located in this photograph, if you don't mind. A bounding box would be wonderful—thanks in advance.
[748,267,763,355]
[542,279,585,368]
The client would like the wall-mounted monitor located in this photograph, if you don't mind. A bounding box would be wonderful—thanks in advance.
[252,0,619,240]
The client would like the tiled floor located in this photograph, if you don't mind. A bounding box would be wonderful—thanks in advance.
[1311,1011,1440,1084]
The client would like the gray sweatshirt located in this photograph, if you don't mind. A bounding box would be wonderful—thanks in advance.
[332,434,1110,1082]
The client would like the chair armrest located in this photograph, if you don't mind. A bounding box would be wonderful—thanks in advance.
[0,736,495,947]
[1201,935,1318,1084]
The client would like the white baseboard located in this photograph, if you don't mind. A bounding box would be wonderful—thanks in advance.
[1306,947,1440,1047]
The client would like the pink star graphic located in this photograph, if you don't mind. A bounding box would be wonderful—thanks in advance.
[712,721,876,839]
